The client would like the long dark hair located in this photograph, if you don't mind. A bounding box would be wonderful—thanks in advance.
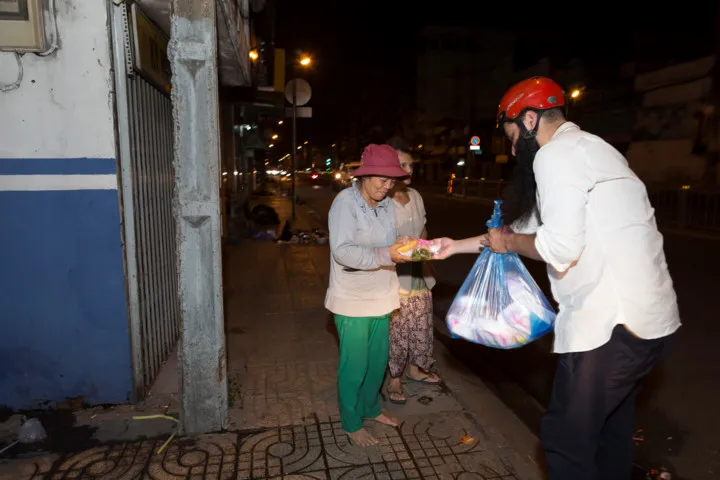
[501,126,540,227]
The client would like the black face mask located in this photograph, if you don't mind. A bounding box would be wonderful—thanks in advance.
[502,122,540,227]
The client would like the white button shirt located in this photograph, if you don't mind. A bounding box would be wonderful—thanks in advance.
[520,122,681,354]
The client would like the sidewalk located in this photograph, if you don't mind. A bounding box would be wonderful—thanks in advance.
[0,195,543,479]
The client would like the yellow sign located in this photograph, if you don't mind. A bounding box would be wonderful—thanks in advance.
[274,48,286,93]
[131,3,171,93]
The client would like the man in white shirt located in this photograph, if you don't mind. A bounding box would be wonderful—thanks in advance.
[435,77,681,479]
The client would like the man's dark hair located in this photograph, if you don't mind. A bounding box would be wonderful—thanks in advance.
[524,106,565,124]
[386,136,411,154]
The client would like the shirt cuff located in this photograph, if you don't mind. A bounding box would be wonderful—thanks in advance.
[373,247,393,267]
[510,219,538,235]
[534,229,574,273]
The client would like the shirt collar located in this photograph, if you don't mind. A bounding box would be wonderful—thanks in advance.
[551,121,580,140]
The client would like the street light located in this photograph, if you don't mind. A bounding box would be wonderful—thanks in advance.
[272,134,278,140]
[571,89,581,99]
[249,49,259,61]
[290,54,312,221]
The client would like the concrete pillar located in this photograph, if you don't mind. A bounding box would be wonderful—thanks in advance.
[169,0,228,434]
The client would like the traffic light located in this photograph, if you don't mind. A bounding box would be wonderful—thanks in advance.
[326,158,331,166]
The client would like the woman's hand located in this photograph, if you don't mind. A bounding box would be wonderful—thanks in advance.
[389,236,413,264]
[431,237,455,260]
[432,235,489,259]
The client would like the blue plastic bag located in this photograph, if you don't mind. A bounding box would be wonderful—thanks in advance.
[445,200,556,349]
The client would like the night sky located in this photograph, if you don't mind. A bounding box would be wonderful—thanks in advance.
[274,1,716,148]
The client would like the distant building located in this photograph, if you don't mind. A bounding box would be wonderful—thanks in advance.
[414,26,719,185]
[626,55,717,184]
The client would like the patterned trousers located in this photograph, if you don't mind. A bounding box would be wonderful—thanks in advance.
[388,290,435,378]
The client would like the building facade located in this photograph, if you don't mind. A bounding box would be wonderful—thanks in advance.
[0,0,253,414]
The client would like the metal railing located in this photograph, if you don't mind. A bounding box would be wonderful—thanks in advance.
[445,178,506,201]
[648,186,720,233]
[443,178,720,235]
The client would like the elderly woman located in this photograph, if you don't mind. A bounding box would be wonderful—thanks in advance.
[325,143,412,447]
[385,137,440,404]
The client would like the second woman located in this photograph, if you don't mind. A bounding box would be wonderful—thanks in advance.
[385,137,440,405]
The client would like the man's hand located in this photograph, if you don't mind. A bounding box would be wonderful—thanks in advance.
[389,236,413,264]
[487,226,513,253]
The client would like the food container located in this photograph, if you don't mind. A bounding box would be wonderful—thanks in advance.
[397,238,439,261]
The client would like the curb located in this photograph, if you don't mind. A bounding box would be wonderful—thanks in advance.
[432,317,546,480]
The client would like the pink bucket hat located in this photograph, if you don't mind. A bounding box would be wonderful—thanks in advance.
[352,144,409,178]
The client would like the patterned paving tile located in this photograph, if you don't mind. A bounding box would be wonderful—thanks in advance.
[236,414,520,480]
[0,415,520,479]
[0,453,59,480]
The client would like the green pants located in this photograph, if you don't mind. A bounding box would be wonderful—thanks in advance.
[334,313,390,432]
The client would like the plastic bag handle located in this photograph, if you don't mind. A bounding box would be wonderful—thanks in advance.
[486,200,504,229]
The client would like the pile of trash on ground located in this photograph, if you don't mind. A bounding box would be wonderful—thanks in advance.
[243,202,328,245]
[276,226,328,245]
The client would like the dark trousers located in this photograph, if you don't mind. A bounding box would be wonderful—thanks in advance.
[541,324,673,480]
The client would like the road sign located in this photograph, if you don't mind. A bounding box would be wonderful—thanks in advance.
[285,79,312,106]
[469,136,480,146]
[285,107,312,118]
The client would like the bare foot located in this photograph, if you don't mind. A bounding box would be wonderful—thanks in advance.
[347,428,379,447]
[370,412,400,427]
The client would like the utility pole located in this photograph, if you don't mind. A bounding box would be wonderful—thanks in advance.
[285,54,311,221]
[713,1,720,185]
[292,76,298,221]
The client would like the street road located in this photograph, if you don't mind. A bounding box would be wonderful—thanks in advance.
[293,175,720,479]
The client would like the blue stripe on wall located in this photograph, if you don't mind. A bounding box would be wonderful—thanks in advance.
[0,188,132,409]
[0,158,117,175]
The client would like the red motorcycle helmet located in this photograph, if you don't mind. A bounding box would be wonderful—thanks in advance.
[497,76,567,125]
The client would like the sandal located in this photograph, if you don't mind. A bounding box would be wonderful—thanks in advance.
[405,372,442,385]
[387,387,407,404]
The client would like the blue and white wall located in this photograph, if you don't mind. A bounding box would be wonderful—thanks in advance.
[0,2,132,409]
